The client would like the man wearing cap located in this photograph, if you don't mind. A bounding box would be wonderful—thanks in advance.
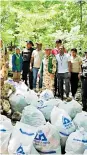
[22,41,34,87]
[79,51,87,111]
[30,43,43,91]
[39,47,56,91]
[12,47,23,82]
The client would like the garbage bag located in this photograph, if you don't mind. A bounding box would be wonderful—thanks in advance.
[9,93,28,112]
[20,105,46,127]
[73,111,87,132]
[37,99,62,121]
[0,114,13,154]
[8,122,37,154]
[83,149,87,155]
[59,99,82,119]
[40,89,54,101]
[33,122,61,154]
[23,90,38,105]
[51,107,76,147]
[65,128,87,154]
[5,78,28,91]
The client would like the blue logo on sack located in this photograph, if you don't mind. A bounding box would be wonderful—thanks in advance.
[34,130,47,142]
[62,117,72,127]
[17,146,25,154]
[34,130,50,144]
[44,93,49,100]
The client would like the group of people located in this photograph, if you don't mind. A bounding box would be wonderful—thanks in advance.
[12,39,87,111]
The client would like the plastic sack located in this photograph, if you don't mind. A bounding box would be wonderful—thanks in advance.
[73,111,87,132]
[51,107,76,147]
[0,114,13,154]
[8,122,37,154]
[33,122,61,154]
[31,98,45,107]
[5,79,28,91]
[20,105,46,127]
[58,99,82,119]
[23,90,38,105]
[83,149,87,155]
[11,89,38,106]
[65,128,87,154]
[40,89,54,101]
[9,93,28,112]
[37,99,62,121]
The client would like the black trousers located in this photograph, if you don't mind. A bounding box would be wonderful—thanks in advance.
[82,78,87,111]
[22,61,33,89]
[54,74,60,96]
[70,72,79,97]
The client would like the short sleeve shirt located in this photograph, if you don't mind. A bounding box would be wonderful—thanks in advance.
[56,53,70,73]
[32,49,43,68]
[71,56,82,73]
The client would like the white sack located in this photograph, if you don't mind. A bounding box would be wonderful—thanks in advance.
[20,105,46,127]
[40,89,54,101]
[83,149,87,155]
[37,99,62,121]
[65,128,87,154]
[9,93,28,112]
[59,99,82,119]
[51,107,76,147]
[8,122,37,154]
[73,111,87,132]
[0,114,13,154]
[33,122,61,154]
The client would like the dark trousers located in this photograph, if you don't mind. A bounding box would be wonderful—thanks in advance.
[70,72,79,97]
[29,70,33,89]
[57,72,70,100]
[22,61,33,89]
[54,74,57,96]
[54,74,60,96]
[82,78,87,111]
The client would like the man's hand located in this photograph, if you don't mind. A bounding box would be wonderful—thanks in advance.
[37,73,40,78]
[78,72,82,79]
[68,72,71,78]
[30,66,32,71]
[50,73,54,79]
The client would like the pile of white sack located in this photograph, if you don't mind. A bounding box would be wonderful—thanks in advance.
[1,79,87,155]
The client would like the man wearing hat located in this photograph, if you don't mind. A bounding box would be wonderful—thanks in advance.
[12,47,23,82]
[79,51,87,111]
[22,41,34,87]
[39,47,56,91]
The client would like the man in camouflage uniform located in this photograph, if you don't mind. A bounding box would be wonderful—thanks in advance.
[0,40,9,81]
[39,47,56,91]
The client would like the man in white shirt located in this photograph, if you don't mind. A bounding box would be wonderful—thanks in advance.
[56,45,71,101]
[30,43,43,91]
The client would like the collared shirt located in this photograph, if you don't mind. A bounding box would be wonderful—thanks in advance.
[56,53,70,73]
[71,55,82,73]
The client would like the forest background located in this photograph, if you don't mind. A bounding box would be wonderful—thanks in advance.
[1,0,87,54]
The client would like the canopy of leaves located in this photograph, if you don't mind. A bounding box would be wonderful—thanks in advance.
[1,0,87,53]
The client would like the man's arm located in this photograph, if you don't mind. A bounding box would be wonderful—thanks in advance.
[30,55,34,70]
[68,61,72,73]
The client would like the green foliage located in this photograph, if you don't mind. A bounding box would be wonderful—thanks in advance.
[1,0,87,53]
